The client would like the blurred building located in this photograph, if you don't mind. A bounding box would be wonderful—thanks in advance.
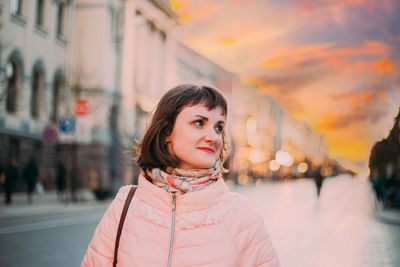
[66,0,127,192]
[281,111,329,177]
[0,0,73,189]
[166,40,233,120]
[369,108,400,208]
[166,41,232,92]
[119,0,179,185]
[0,0,335,193]
[166,40,234,177]
[231,78,331,183]
[0,0,180,192]
[231,80,282,182]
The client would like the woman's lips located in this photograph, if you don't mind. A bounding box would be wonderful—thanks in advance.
[198,147,214,154]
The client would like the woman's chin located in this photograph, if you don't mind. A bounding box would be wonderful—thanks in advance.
[178,160,217,170]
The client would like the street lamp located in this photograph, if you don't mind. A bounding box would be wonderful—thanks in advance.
[297,162,308,173]
[269,160,280,171]
[246,117,256,134]
[5,62,14,78]
[275,150,294,167]
[249,149,265,164]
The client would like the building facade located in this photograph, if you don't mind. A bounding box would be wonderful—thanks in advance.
[119,0,179,185]
[69,0,125,193]
[0,0,72,190]
[0,0,336,195]
[231,78,331,183]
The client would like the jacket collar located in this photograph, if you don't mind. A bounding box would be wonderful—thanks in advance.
[136,173,230,213]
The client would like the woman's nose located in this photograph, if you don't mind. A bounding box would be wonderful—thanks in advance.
[204,127,218,142]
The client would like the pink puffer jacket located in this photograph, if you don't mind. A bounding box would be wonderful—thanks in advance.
[82,174,280,267]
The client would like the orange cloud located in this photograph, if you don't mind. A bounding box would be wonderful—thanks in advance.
[327,41,386,58]
[262,58,283,68]
[296,2,314,13]
[218,37,236,46]
[260,41,390,72]
[347,0,366,5]
[296,43,335,54]
[379,89,388,102]
[170,0,184,11]
[293,0,379,14]
[351,93,360,107]
[169,1,221,23]
[362,90,374,102]
[315,99,387,132]
[315,113,367,131]
[332,88,387,107]
[372,59,396,73]
[327,136,369,161]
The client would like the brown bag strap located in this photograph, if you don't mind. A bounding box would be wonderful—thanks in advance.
[113,186,137,267]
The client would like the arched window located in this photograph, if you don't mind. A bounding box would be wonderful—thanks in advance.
[51,70,64,122]
[6,51,23,114]
[31,61,45,119]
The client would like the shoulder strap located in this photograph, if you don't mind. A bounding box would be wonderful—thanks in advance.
[113,186,137,267]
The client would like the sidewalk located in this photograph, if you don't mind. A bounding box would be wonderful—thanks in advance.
[0,190,111,218]
[375,208,400,225]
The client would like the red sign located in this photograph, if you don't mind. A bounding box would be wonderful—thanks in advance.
[75,99,88,116]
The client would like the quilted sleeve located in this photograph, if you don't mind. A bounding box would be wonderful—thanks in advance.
[81,185,133,267]
[225,197,280,267]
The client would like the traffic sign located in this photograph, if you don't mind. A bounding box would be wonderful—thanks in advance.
[41,126,58,145]
[59,116,76,133]
[75,99,89,116]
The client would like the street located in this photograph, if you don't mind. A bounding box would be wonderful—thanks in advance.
[0,175,399,267]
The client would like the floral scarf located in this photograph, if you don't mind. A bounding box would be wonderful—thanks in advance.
[146,163,222,194]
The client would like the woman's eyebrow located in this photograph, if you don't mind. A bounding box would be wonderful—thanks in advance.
[193,115,208,121]
[193,115,225,124]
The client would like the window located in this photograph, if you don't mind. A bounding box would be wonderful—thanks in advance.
[35,0,44,26]
[56,2,65,37]
[8,138,20,161]
[160,31,166,42]
[149,21,156,32]
[51,74,63,122]
[6,62,17,113]
[109,7,121,43]
[6,61,21,113]
[10,0,23,16]
[33,141,42,162]
[31,67,44,119]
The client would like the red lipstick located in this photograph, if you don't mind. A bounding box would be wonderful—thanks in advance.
[198,147,214,154]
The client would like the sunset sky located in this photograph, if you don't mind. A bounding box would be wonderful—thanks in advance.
[170,0,400,164]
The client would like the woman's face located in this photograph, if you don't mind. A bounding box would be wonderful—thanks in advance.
[166,103,225,169]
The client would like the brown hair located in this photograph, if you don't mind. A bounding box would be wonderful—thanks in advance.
[136,84,229,171]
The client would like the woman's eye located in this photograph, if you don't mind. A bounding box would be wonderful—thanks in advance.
[194,120,203,127]
[215,125,224,133]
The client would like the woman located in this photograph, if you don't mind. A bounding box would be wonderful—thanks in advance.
[82,84,280,267]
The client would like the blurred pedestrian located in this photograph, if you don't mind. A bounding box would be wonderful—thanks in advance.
[314,166,324,197]
[22,156,39,203]
[3,159,18,205]
[370,168,383,204]
[0,161,4,191]
[82,84,280,266]
[0,161,3,183]
[56,160,67,202]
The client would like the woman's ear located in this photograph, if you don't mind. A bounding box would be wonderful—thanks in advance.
[165,127,172,143]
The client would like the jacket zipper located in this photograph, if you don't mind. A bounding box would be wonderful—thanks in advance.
[167,193,177,267]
